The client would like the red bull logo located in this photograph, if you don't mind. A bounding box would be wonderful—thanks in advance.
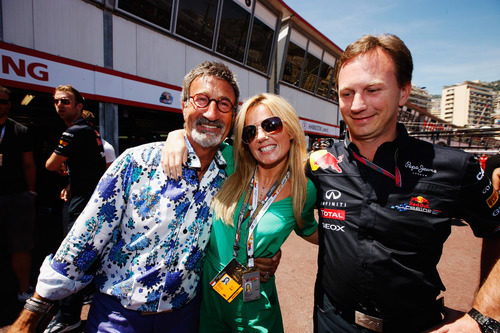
[310,150,344,173]
[409,196,429,208]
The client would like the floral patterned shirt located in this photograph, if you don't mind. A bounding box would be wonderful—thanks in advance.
[37,140,229,312]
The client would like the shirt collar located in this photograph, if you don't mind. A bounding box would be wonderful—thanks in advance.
[344,122,410,156]
[184,135,227,170]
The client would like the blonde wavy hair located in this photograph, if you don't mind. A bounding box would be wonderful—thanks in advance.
[211,93,308,228]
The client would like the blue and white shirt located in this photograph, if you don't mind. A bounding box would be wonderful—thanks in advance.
[37,139,229,312]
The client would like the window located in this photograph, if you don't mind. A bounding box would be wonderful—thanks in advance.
[282,42,305,86]
[281,29,338,101]
[176,0,218,49]
[300,52,321,92]
[246,3,276,73]
[316,62,332,96]
[117,0,173,31]
[217,0,251,62]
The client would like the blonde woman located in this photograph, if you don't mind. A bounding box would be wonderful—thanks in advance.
[163,93,318,332]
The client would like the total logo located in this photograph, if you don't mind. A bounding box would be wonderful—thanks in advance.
[320,208,345,220]
[391,195,441,215]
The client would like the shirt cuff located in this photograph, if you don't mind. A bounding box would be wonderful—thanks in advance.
[36,255,91,301]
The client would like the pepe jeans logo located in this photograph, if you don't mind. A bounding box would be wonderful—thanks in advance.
[404,161,437,177]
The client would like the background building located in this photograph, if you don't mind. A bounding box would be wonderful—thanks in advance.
[430,96,441,117]
[0,0,344,155]
[440,80,495,127]
[408,86,431,111]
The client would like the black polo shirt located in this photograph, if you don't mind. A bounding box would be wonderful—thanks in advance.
[0,118,33,195]
[54,118,106,213]
[306,124,499,330]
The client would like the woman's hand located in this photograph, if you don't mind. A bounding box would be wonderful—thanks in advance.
[161,129,187,179]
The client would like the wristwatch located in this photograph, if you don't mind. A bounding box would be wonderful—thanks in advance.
[468,308,500,333]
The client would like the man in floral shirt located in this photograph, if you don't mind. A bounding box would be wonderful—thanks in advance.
[10,62,273,333]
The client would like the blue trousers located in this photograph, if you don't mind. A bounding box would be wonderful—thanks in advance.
[85,293,201,333]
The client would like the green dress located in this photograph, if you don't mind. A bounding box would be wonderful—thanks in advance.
[199,178,317,332]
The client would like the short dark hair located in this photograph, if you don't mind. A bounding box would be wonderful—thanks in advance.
[335,34,413,89]
[55,84,85,104]
[0,86,11,99]
[181,61,240,108]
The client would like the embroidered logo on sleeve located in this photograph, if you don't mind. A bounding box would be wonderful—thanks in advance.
[310,150,344,173]
[391,195,442,215]
[486,190,499,208]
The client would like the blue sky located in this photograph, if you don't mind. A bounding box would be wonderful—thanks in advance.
[284,0,500,95]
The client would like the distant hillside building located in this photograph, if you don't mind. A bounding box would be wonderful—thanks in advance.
[408,86,431,111]
[430,97,441,117]
[440,81,495,127]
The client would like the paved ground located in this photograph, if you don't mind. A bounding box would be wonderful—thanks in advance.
[1,223,482,333]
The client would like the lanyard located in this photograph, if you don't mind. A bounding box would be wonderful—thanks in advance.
[352,150,402,187]
[0,124,5,145]
[232,168,290,268]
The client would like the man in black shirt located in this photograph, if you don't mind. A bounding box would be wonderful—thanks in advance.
[306,34,500,333]
[0,86,37,308]
[44,85,106,332]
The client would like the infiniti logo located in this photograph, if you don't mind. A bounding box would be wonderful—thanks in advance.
[325,189,341,200]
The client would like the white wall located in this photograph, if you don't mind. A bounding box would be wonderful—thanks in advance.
[3,0,104,66]
[112,13,266,102]
[2,0,34,48]
[280,85,338,124]
[2,0,338,128]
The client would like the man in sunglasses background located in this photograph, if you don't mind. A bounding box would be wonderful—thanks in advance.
[10,63,278,333]
[42,84,106,332]
[0,86,37,319]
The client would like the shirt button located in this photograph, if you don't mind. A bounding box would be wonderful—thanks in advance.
[361,263,368,269]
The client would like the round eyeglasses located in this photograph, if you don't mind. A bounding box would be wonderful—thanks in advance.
[189,93,235,113]
[242,116,283,144]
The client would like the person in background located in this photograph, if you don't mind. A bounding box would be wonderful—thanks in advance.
[9,61,278,333]
[0,86,37,304]
[307,34,499,333]
[162,93,318,332]
[43,85,107,333]
[81,110,116,168]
